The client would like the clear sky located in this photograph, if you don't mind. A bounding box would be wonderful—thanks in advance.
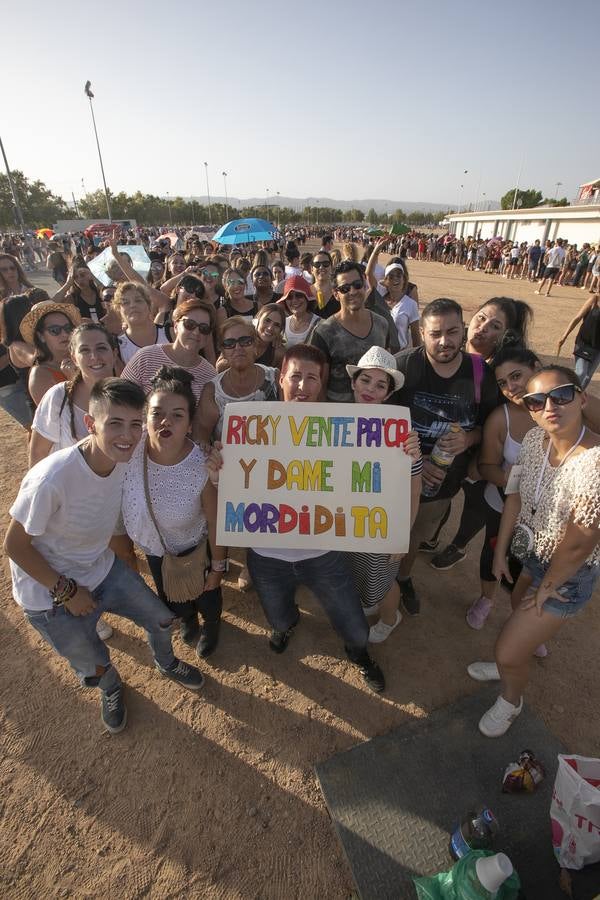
[4,0,598,208]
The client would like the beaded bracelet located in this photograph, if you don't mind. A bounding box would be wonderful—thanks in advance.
[50,575,78,607]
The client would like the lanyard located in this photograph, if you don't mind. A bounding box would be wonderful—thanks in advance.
[532,426,586,514]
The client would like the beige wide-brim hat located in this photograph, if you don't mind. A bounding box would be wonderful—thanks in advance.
[346,346,404,391]
[20,301,82,345]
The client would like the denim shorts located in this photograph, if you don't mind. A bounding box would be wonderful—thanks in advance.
[522,555,599,618]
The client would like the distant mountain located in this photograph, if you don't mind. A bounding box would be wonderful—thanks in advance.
[174,195,481,215]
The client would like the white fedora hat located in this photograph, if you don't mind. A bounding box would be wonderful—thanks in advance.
[346,346,404,391]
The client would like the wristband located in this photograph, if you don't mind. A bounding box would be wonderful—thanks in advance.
[50,575,78,606]
[211,558,229,573]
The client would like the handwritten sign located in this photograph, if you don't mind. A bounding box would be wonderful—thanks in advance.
[216,402,412,553]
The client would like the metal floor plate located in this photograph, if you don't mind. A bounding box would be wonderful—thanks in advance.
[316,685,571,900]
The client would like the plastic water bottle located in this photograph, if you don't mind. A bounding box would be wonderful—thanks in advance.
[421,424,462,498]
[453,852,513,899]
[450,807,499,860]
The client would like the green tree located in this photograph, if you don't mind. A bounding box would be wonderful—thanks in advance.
[366,208,378,224]
[542,196,569,207]
[500,187,543,210]
[0,170,68,228]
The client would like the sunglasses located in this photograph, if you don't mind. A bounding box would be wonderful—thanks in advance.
[179,317,212,335]
[222,335,254,349]
[522,383,581,412]
[44,322,75,337]
[201,270,220,279]
[227,278,245,287]
[335,279,363,294]
[254,271,271,278]
[287,291,309,302]
[313,260,330,269]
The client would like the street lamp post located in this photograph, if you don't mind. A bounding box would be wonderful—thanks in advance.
[84,81,112,222]
[265,188,270,220]
[204,162,212,227]
[554,181,563,201]
[0,135,27,236]
[316,199,320,226]
[276,191,280,229]
[166,192,172,226]
[222,171,228,221]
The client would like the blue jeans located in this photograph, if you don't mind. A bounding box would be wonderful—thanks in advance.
[24,557,176,692]
[0,380,33,428]
[246,549,369,649]
[574,352,600,389]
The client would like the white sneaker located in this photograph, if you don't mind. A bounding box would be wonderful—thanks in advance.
[478,695,523,737]
[368,611,402,643]
[96,617,113,641]
[467,661,500,682]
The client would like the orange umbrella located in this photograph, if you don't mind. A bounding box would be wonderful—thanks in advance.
[36,228,54,238]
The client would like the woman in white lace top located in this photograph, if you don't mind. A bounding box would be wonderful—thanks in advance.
[475,365,600,738]
[122,366,227,656]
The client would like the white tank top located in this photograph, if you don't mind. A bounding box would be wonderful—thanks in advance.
[484,404,522,513]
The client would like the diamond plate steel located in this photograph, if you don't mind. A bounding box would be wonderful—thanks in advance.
[316,685,570,900]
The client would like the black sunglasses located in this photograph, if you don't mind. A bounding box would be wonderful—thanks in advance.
[254,270,272,278]
[44,322,75,337]
[335,279,363,294]
[179,317,212,335]
[313,260,330,269]
[222,335,254,349]
[522,383,581,412]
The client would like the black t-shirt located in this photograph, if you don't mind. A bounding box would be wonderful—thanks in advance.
[315,293,340,319]
[74,294,105,322]
[391,347,499,500]
[2,293,35,345]
[0,344,18,387]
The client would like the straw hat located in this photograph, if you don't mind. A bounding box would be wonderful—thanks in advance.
[346,346,405,391]
[20,301,82,345]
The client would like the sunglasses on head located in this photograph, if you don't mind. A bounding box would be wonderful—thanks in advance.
[313,260,330,269]
[335,279,363,294]
[522,383,581,412]
[179,317,211,335]
[222,335,254,349]
[44,322,74,337]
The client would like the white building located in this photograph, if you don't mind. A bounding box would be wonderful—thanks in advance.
[444,179,600,247]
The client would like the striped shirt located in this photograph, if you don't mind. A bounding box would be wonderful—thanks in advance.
[122,344,216,400]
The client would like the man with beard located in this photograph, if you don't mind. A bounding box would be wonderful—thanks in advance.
[390,299,498,614]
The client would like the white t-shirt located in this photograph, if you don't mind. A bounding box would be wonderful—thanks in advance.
[284,313,320,348]
[32,381,87,450]
[9,445,125,611]
[547,245,566,268]
[389,295,420,350]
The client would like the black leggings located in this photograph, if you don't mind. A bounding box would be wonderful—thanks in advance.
[146,554,222,623]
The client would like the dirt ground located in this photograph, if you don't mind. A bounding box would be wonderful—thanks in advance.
[1,248,599,899]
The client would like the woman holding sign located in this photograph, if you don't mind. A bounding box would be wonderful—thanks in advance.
[345,347,423,642]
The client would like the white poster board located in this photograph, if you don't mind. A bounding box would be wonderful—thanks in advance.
[88,245,151,287]
[216,402,412,553]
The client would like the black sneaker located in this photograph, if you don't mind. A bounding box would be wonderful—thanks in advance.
[346,649,385,693]
[197,620,220,658]
[101,685,127,734]
[398,576,420,616]
[156,658,204,690]
[419,539,439,553]
[430,543,466,571]
[180,613,200,646]
[269,612,300,654]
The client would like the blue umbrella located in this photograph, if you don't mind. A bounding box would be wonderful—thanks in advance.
[212,217,278,246]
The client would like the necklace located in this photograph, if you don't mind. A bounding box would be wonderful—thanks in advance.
[531,426,586,515]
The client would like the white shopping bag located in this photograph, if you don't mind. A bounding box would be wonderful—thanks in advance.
[550,754,600,869]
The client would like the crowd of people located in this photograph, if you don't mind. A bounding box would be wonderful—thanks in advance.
[1,227,599,742]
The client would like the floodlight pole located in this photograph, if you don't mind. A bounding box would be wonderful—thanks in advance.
[204,162,212,226]
[0,135,27,236]
[84,82,112,222]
